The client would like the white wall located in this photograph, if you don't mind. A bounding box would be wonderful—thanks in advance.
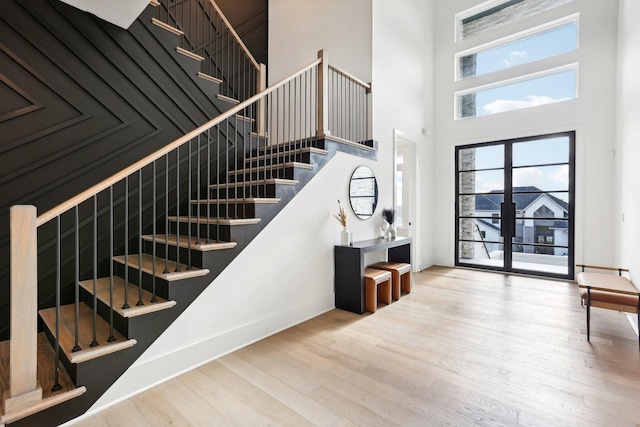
[615,0,640,283]
[268,0,372,84]
[373,0,436,271]
[85,152,369,414]
[433,0,619,269]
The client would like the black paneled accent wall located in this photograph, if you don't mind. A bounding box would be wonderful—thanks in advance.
[0,0,228,339]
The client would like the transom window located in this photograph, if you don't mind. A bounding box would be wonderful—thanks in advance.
[457,0,574,41]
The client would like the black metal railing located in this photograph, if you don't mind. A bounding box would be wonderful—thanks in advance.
[155,0,262,103]
[7,51,373,402]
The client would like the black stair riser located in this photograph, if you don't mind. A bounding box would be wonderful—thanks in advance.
[245,152,312,167]
[191,203,257,218]
[227,168,297,182]
[209,183,279,199]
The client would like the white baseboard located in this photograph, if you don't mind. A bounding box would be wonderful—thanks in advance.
[627,313,639,336]
[64,293,335,426]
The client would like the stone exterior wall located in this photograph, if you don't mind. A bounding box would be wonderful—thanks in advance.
[459,149,476,259]
[462,0,574,39]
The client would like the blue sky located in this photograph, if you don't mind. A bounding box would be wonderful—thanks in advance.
[465,23,577,115]
[462,136,570,201]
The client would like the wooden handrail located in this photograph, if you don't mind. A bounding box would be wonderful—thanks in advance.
[208,0,260,70]
[36,57,322,227]
[328,64,371,90]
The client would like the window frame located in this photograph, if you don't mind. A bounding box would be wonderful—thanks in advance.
[454,14,580,81]
[454,63,579,120]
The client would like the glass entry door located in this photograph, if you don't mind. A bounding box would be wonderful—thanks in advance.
[455,132,575,279]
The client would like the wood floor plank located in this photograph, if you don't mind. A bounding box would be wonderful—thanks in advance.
[71,267,640,426]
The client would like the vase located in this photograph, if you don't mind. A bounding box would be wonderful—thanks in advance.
[341,227,351,245]
[387,225,397,239]
[380,220,389,238]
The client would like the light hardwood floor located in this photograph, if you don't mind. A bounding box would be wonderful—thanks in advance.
[71,266,640,426]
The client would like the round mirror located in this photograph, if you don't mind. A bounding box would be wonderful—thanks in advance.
[349,166,378,220]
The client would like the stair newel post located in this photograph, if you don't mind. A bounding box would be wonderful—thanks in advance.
[316,49,329,138]
[5,205,43,413]
[257,63,267,137]
[366,82,372,142]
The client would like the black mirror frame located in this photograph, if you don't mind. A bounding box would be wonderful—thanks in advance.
[349,165,378,220]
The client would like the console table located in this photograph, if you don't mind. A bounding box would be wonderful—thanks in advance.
[334,237,412,313]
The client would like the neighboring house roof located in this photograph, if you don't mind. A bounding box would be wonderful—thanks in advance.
[474,186,568,213]
[477,218,501,232]
[551,220,569,229]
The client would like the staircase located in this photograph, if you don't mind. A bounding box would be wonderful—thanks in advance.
[0,1,374,425]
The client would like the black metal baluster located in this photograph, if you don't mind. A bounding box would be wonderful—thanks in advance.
[151,161,158,302]
[123,178,130,310]
[137,170,144,305]
[215,126,220,243]
[108,187,116,341]
[187,139,192,269]
[225,120,230,219]
[91,196,99,347]
[164,155,170,274]
[206,129,211,242]
[52,215,62,392]
[175,146,181,272]
[198,134,203,244]
[73,206,81,352]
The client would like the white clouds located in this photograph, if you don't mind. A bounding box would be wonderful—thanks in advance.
[550,164,569,186]
[503,50,528,67]
[483,95,569,115]
[513,167,543,187]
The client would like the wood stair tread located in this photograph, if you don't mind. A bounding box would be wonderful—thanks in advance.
[176,47,204,62]
[142,234,237,251]
[190,197,281,204]
[197,72,222,84]
[217,94,240,104]
[39,305,136,364]
[253,146,329,159]
[209,178,299,188]
[113,254,209,282]
[78,277,176,318]
[0,334,86,425]
[228,162,313,175]
[168,216,261,226]
[150,18,183,36]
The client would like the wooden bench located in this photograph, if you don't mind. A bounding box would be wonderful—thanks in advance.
[369,262,411,300]
[576,264,639,351]
[364,268,392,313]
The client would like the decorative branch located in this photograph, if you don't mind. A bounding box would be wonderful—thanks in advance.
[334,199,348,227]
[382,208,395,225]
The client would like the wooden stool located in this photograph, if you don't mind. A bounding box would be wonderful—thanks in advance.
[369,262,411,300]
[364,268,392,313]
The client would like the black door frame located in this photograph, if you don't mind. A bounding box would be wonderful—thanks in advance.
[455,131,576,280]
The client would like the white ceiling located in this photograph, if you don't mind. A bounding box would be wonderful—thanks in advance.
[59,0,149,29]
